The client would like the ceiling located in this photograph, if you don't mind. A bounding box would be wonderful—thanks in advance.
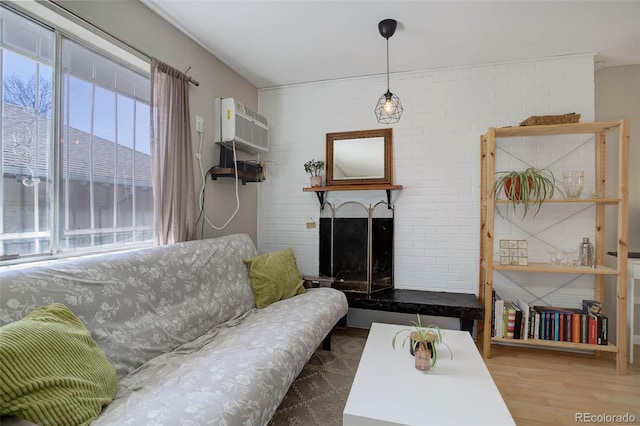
[142,1,640,89]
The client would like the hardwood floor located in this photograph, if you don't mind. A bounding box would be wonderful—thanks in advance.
[482,343,640,426]
[337,328,640,425]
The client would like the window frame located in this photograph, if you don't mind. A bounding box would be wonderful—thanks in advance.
[1,1,153,265]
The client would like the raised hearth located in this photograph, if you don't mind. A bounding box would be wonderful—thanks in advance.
[346,288,483,333]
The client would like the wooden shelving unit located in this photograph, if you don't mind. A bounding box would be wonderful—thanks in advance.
[478,120,630,375]
[489,262,619,275]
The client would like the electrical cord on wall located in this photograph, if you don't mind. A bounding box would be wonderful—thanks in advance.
[196,130,241,231]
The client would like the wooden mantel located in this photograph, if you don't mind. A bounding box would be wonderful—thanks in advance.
[303,183,403,207]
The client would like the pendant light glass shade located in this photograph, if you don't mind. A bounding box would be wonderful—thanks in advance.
[375,19,402,124]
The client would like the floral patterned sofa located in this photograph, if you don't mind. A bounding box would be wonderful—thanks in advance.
[0,233,348,425]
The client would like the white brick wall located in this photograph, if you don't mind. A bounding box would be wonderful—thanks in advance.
[257,54,596,306]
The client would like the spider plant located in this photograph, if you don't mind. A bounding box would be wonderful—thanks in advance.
[391,314,451,368]
[491,167,559,219]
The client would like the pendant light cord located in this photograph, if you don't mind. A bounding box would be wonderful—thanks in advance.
[386,37,390,93]
[375,18,402,123]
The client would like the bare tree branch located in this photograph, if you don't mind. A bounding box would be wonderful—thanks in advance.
[3,73,52,118]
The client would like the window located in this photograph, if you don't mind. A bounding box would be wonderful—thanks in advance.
[1,5,153,260]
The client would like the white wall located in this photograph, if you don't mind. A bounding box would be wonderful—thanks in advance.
[58,0,260,243]
[596,65,640,346]
[595,65,640,253]
[258,55,596,306]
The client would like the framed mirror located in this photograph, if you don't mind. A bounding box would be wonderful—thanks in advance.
[326,128,393,186]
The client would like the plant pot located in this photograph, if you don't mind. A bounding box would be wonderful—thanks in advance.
[504,176,533,201]
[414,342,431,373]
[409,335,434,359]
[310,176,322,187]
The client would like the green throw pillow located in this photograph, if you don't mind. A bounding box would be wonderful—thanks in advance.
[243,247,306,308]
[0,303,118,426]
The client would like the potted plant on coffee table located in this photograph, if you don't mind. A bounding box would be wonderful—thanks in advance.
[391,314,451,372]
[491,167,559,219]
[304,159,325,187]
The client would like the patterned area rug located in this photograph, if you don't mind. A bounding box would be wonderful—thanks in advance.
[269,333,366,426]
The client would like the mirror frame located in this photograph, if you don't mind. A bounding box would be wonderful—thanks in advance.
[326,128,393,186]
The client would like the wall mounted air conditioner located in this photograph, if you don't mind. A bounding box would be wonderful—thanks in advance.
[214,98,269,153]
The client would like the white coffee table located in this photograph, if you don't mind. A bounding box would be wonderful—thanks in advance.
[343,322,515,426]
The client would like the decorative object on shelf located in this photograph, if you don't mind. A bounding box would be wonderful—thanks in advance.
[579,237,595,267]
[499,240,528,266]
[582,299,602,315]
[566,250,581,266]
[304,159,325,187]
[547,248,567,265]
[562,170,584,199]
[391,314,451,371]
[547,248,580,266]
[519,113,581,126]
[374,19,403,124]
[491,167,558,219]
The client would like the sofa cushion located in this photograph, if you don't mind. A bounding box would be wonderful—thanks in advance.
[243,247,306,308]
[0,303,117,426]
[92,288,349,426]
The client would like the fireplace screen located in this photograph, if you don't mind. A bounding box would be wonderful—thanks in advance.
[319,201,394,294]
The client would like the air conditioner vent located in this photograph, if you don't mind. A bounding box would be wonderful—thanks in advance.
[214,98,269,153]
[244,107,268,126]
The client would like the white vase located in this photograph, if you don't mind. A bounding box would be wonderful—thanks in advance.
[310,176,322,187]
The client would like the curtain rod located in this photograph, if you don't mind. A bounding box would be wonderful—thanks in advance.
[49,1,200,87]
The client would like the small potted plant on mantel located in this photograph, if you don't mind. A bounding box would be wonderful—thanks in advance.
[391,314,451,373]
[304,159,325,188]
[491,167,559,219]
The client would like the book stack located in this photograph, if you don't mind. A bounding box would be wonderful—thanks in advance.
[491,293,608,345]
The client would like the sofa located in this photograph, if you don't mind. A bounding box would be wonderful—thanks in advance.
[0,233,349,425]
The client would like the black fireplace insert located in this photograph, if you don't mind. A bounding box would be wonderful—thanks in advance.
[319,214,393,294]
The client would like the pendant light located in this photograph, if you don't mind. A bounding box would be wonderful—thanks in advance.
[374,19,403,124]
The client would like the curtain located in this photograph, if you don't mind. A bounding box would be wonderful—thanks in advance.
[150,59,196,245]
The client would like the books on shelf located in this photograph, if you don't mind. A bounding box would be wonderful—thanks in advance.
[491,290,497,337]
[572,312,581,343]
[533,306,583,342]
[589,313,608,345]
[504,301,517,339]
[490,294,608,345]
[515,299,531,340]
[493,294,504,338]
